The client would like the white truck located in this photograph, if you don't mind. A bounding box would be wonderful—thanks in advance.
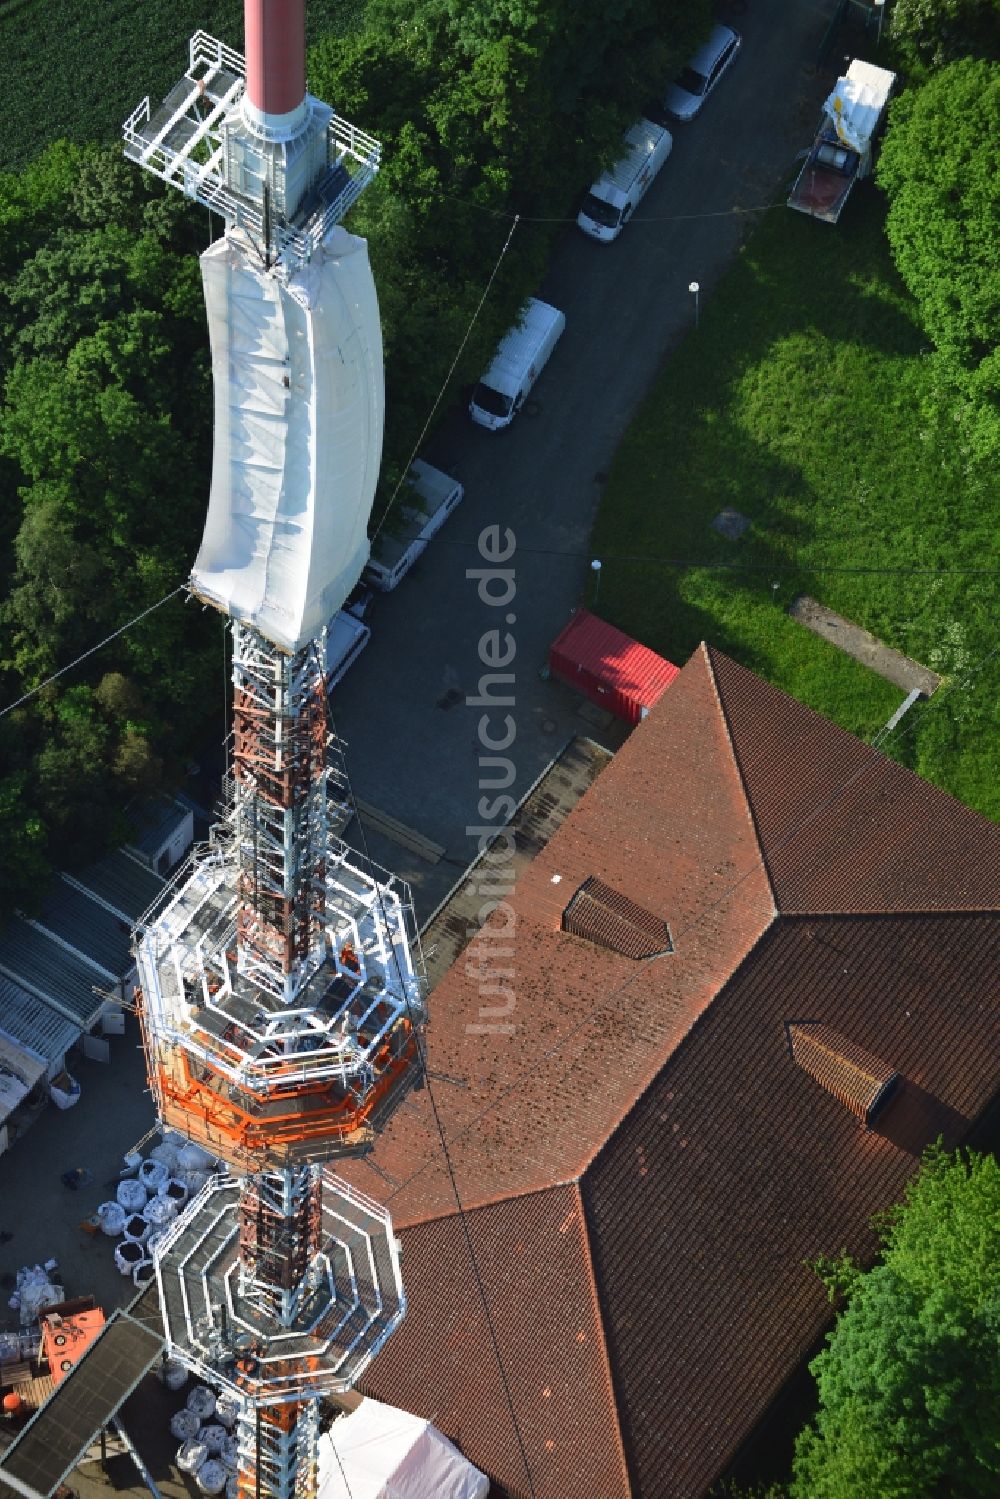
[787,60,896,225]
[324,607,370,689]
[577,119,673,242]
[364,460,465,591]
[469,298,566,431]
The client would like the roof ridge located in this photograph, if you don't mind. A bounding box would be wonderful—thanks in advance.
[572,1177,634,1496]
[700,642,778,910]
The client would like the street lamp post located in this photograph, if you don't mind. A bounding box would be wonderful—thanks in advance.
[874,0,885,47]
[689,280,700,329]
[591,558,602,607]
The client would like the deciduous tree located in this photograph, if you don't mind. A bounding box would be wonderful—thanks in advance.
[792,1147,1000,1497]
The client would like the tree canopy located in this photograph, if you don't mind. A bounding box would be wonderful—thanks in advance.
[877,59,1000,373]
[792,1146,1000,1498]
[889,0,1000,73]
[0,3,712,909]
[309,0,710,498]
[0,142,217,897]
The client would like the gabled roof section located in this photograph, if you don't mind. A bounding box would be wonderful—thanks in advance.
[341,646,774,1225]
[707,647,1000,914]
[562,876,672,959]
[786,1021,900,1127]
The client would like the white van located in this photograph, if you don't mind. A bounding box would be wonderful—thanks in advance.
[364,459,465,591]
[469,298,566,431]
[324,608,370,689]
[577,119,673,242]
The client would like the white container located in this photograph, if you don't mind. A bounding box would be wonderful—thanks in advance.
[97,1202,127,1237]
[132,1259,155,1288]
[214,1390,241,1430]
[159,1357,188,1393]
[201,1424,226,1456]
[469,298,566,431]
[122,1214,151,1244]
[144,1196,177,1229]
[170,1408,201,1443]
[116,1179,148,1213]
[159,1177,189,1208]
[186,1385,216,1421]
[139,1158,169,1192]
[178,1142,215,1173]
[197,1459,227,1496]
[177,1440,209,1476]
[115,1240,145,1276]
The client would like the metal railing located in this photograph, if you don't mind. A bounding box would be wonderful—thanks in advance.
[123,34,381,272]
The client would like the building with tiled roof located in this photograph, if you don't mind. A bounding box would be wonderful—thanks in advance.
[341,644,1000,1498]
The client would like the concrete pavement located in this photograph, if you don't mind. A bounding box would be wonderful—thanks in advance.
[332,0,840,918]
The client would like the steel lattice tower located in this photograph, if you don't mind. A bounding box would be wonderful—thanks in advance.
[124,9,425,1499]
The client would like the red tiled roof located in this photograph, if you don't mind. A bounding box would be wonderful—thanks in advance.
[787,1021,899,1126]
[348,645,1000,1498]
[584,911,999,1496]
[342,646,774,1223]
[359,1184,631,1499]
[708,647,1000,913]
[561,875,672,958]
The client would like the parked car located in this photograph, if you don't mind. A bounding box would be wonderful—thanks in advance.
[364,460,464,592]
[469,298,566,431]
[660,24,741,122]
[324,608,370,689]
[577,119,673,243]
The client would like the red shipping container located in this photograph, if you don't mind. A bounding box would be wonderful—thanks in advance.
[548,609,679,725]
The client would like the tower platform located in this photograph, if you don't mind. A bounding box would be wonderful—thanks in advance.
[153,1172,403,1404]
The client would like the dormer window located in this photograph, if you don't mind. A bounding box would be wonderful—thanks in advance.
[786,1022,900,1129]
[562,876,672,959]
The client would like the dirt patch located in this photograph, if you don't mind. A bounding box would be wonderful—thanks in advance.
[788,596,941,697]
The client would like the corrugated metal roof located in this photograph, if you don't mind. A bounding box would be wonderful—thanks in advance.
[0,918,107,1028]
[70,849,167,923]
[36,877,136,979]
[420,736,611,990]
[0,977,79,1063]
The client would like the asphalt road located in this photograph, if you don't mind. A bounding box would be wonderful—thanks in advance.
[332,0,843,918]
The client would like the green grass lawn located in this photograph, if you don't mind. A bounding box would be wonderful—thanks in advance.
[0,0,363,169]
[591,188,999,820]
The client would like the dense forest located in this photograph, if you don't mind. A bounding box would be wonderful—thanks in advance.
[0,0,709,909]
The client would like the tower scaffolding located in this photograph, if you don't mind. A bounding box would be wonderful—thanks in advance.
[124,7,423,1498]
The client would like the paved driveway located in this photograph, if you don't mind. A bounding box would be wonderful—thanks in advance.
[332,0,840,918]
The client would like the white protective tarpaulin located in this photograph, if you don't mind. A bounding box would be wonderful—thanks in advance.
[823,60,895,154]
[193,225,384,655]
[317,1399,489,1499]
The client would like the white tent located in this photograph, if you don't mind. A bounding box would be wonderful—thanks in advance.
[317,1400,489,1499]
